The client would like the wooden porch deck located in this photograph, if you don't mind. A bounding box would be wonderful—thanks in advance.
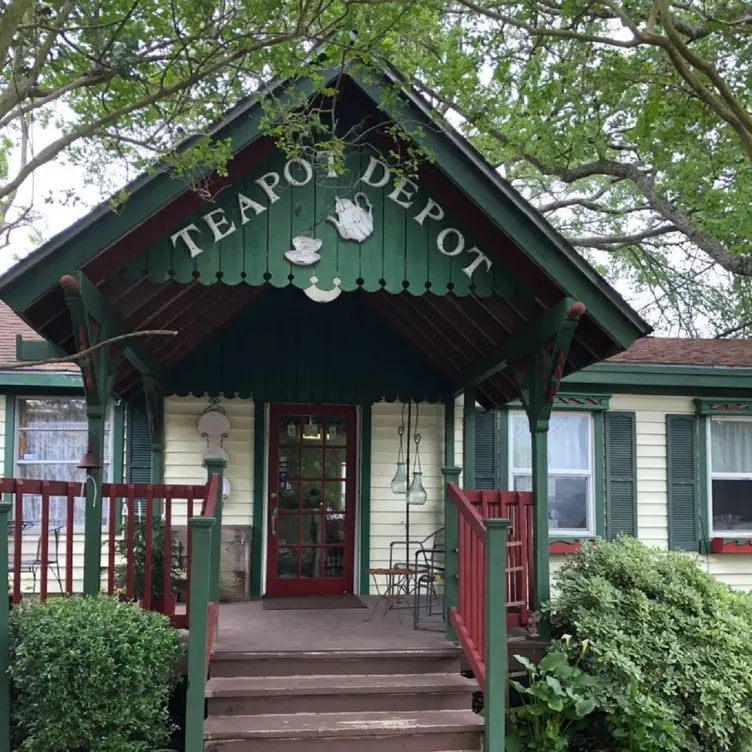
[212,598,449,654]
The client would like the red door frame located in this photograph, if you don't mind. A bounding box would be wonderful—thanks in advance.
[265,404,358,597]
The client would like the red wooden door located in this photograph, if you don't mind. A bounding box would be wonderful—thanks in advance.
[266,405,357,597]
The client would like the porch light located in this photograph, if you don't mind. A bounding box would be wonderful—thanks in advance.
[303,417,321,440]
[407,471,427,506]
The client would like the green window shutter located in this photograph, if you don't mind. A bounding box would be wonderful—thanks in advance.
[667,414,700,551]
[605,411,637,539]
[475,408,498,490]
[127,394,152,517]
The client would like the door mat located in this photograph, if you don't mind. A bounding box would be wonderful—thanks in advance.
[262,595,368,611]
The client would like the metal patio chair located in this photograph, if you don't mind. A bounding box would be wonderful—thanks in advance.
[8,521,64,595]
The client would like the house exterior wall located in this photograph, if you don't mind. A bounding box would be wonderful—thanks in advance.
[163,396,254,600]
[368,402,445,588]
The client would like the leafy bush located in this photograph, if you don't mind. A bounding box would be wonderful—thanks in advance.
[547,536,752,752]
[507,646,598,752]
[10,595,182,752]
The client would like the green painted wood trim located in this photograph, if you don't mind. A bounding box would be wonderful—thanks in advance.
[15,335,67,361]
[442,465,462,642]
[564,363,752,393]
[531,426,550,622]
[498,407,509,491]
[484,517,509,751]
[698,416,711,552]
[695,398,752,416]
[507,393,611,412]
[353,72,649,350]
[112,401,125,483]
[593,411,606,537]
[204,458,226,604]
[463,388,477,488]
[251,405,265,598]
[0,371,82,389]
[0,502,10,751]
[184,515,214,752]
[444,398,455,468]
[3,396,15,506]
[0,72,327,312]
[461,298,575,389]
[605,412,637,539]
[359,403,373,595]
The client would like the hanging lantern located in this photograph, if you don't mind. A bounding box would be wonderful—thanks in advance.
[407,471,427,506]
[390,462,408,494]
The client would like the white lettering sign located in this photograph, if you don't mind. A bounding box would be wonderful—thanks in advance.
[168,156,494,280]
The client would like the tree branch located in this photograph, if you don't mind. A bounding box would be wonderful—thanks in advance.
[0,330,177,371]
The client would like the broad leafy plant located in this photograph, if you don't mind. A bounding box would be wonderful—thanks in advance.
[506,645,598,752]
[9,595,182,752]
[547,536,752,751]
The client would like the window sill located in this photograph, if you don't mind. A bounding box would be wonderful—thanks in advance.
[549,540,590,554]
[709,538,752,554]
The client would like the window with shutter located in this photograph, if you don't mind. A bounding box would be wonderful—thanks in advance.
[666,414,700,550]
[127,394,152,518]
[475,408,500,490]
[605,412,636,538]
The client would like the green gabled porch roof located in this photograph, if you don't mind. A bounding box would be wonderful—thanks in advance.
[0,60,651,405]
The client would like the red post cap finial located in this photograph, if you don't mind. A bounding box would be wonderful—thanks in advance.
[59,275,80,295]
[567,301,586,320]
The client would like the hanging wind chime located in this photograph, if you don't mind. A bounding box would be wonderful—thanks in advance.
[390,401,427,583]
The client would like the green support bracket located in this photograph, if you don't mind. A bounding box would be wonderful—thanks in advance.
[60,274,123,595]
[513,300,586,631]
[442,465,461,642]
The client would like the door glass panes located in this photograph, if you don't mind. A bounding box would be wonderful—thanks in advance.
[271,408,352,588]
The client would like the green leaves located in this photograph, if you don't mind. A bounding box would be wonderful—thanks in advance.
[547,536,752,751]
[9,595,182,752]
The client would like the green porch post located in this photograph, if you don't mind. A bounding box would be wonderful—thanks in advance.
[184,516,213,752]
[0,501,11,751]
[81,409,106,595]
[442,465,461,642]
[462,387,476,488]
[204,457,226,605]
[514,301,587,634]
[485,518,510,750]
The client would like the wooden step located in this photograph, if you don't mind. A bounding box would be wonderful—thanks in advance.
[209,647,463,678]
[206,672,475,715]
[204,709,483,752]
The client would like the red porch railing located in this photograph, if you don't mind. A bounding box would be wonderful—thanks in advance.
[1,477,213,629]
[464,489,534,629]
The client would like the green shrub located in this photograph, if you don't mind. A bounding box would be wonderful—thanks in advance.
[547,536,752,752]
[10,595,182,752]
[506,646,598,752]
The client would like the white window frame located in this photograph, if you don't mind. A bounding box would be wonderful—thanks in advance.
[14,396,115,532]
[508,410,596,537]
[707,415,752,537]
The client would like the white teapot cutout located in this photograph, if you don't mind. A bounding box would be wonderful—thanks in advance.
[327,193,374,243]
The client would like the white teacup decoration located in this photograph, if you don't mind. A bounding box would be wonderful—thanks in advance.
[327,193,374,243]
[285,236,323,266]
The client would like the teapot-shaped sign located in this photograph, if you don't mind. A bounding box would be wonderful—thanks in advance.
[327,193,374,243]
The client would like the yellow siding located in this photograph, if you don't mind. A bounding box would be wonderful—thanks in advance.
[163,396,254,525]
[609,393,752,592]
[369,402,444,587]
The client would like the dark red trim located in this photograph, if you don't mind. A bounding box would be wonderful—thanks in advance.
[549,540,585,554]
[265,404,358,597]
[710,538,752,554]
